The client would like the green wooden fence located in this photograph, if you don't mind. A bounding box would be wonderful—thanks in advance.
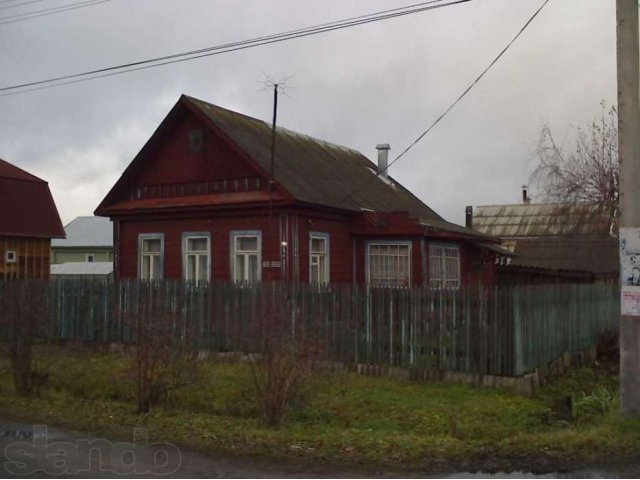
[0,280,619,376]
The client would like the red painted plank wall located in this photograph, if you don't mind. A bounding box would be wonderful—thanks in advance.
[135,114,259,187]
[296,214,353,284]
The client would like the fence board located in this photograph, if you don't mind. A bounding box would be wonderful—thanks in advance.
[0,280,620,377]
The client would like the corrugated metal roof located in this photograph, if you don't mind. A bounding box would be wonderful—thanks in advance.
[52,216,113,247]
[0,158,65,238]
[472,203,613,237]
[509,236,618,274]
[50,262,113,276]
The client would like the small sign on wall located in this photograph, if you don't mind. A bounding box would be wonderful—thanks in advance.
[262,260,281,268]
[620,227,640,316]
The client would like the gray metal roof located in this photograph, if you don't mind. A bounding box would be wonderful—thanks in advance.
[52,216,113,247]
[50,261,113,276]
[472,203,614,237]
[471,203,618,275]
[186,96,445,222]
[508,236,618,275]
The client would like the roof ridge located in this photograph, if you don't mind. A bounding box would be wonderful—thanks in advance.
[184,95,362,155]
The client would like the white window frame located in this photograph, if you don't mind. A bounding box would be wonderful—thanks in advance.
[138,233,164,280]
[85,253,95,263]
[182,232,211,282]
[230,230,261,284]
[5,250,16,264]
[309,232,330,285]
[429,243,461,289]
[366,241,412,287]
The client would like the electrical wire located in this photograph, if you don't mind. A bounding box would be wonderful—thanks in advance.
[0,0,471,97]
[0,0,110,25]
[336,0,551,208]
[0,0,51,12]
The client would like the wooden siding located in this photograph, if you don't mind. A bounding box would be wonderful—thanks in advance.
[0,236,51,279]
[115,211,484,287]
[119,214,287,281]
[295,213,353,284]
[135,114,261,188]
[52,248,113,264]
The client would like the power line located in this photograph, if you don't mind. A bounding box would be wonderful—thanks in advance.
[0,0,110,25]
[0,0,472,97]
[0,0,50,11]
[337,0,551,208]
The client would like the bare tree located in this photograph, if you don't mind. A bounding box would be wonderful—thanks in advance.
[531,101,618,218]
[122,281,203,414]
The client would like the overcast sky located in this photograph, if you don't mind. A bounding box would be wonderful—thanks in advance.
[0,0,616,226]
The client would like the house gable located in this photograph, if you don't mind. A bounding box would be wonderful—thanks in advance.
[96,98,291,215]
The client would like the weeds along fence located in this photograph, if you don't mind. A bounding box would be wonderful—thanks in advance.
[0,280,619,377]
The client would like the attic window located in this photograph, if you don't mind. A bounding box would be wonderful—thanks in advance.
[188,128,203,152]
[5,250,16,264]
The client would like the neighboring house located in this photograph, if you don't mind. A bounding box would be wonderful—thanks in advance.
[0,158,65,279]
[51,216,113,264]
[50,261,113,279]
[467,190,618,283]
[95,94,506,287]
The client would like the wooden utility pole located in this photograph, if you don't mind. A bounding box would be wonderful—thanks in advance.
[617,0,640,415]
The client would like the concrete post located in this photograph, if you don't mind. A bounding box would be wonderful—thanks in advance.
[617,0,640,415]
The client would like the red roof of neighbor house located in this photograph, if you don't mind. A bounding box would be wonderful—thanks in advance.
[0,158,65,238]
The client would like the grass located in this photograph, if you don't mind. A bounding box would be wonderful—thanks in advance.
[0,347,637,474]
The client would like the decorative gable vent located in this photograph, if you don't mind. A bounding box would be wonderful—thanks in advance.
[188,128,203,152]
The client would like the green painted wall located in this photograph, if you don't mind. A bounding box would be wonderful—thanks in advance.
[52,248,113,264]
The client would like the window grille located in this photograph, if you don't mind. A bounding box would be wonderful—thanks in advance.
[367,243,411,287]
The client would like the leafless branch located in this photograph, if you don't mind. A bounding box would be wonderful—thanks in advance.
[530,101,618,221]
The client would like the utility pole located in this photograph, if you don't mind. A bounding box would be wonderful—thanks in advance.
[617,0,640,415]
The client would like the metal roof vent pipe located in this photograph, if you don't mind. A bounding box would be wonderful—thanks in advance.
[376,144,390,179]
[522,185,531,205]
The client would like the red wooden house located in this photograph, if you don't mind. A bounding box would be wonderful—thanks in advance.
[0,158,65,279]
[95,95,505,287]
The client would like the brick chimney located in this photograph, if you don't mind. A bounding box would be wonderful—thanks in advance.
[376,144,390,179]
[522,185,531,205]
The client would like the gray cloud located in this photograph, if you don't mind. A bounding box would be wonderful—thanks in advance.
[0,0,616,225]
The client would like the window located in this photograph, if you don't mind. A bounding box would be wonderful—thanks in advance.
[429,244,460,289]
[85,254,95,263]
[5,250,16,264]
[188,128,203,152]
[183,234,210,282]
[139,234,164,280]
[367,242,411,287]
[309,233,329,285]
[231,231,261,283]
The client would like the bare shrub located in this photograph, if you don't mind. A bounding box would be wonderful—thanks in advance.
[0,280,55,397]
[123,281,203,414]
[241,284,324,429]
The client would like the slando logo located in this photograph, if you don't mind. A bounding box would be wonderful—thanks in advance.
[3,425,182,476]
